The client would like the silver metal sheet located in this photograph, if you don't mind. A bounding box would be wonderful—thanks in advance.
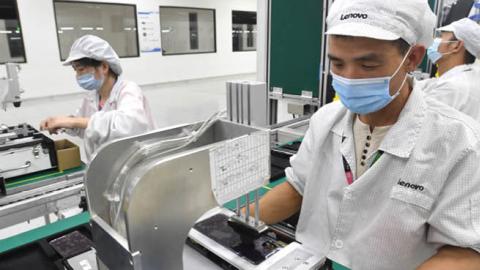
[86,123,196,222]
[242,82,250,125]
[247,82,269,128]
[126,149,216,270]
[226,82,233,122]
[91,216,139,270]
[86,120,265,270]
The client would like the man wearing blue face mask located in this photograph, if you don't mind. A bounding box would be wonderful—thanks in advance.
[40,35,156,161]
[419,18,480,121]
[245,0,480,269]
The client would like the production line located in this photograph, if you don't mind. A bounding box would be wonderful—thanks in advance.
[1,0,480,269]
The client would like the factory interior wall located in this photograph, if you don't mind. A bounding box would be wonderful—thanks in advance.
[0,0,257,99]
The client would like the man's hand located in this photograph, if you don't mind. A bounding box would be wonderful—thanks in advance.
[244,181,303,225]
[417,246,480,270]
[40,116,89,134]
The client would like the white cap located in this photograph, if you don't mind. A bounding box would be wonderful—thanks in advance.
[63,35,122,76]
[438,18,480,58]
[326,0,437,47]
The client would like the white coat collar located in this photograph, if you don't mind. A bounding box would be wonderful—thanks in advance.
[441,64,473,79]
[331,82,426,159]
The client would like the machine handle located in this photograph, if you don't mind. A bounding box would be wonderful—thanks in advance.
[0,161,31,174]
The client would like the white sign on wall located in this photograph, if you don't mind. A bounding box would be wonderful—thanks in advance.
[138,11,162,53]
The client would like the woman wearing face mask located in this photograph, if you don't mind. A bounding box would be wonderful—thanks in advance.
[40,35,156,161]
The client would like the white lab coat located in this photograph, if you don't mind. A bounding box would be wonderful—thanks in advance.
[286,85,480,269]
[418,64,480,121]
[69,77,156,161]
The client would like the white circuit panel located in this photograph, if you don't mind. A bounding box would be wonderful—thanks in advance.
[209,131,270,205]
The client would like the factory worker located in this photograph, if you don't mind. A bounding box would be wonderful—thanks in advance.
[420,18,480,120]
[247,0,480,269]
[40,35,155,161]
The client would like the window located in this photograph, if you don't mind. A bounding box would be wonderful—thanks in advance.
[160,7,216,55]
[54,1,139,61]
[232,11,257,52]
[0,0,26,63]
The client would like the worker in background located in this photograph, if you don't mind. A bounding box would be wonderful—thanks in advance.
[247,0,480,269]
[420,18,480,120]
[40,35,155,161]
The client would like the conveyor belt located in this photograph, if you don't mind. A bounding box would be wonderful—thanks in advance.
[3,165,85,196]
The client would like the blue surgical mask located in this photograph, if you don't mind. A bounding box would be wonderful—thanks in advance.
[427,38,443,64]
[76,73,104,91]
[427,38,456,64]
[331,48,411,115]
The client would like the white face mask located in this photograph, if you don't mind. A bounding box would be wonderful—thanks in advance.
[76,72,104,91]
[331,47,412,115]
[427,38,458,64]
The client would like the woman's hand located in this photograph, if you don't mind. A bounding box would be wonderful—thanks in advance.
[40,116,89,134]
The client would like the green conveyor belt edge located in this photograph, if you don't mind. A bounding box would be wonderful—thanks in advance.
[0,211,90,254]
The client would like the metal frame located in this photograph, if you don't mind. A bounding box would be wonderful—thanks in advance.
[321,0,333,107]
[52,0,141,61]
[270,118,310,147]
[3,170,83,195]
[265,0,272,92]
[266,0,330,124]
[0,173,84,229]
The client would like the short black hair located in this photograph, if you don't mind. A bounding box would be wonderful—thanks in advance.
[392,39,411,56]
[73,57,118,78]
[75,57,102,68]
[464,50,476,64]
[331,35,411,55]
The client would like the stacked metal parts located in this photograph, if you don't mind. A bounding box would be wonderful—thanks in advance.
[226,81,269,128]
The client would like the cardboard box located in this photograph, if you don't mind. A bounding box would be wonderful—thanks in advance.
[55,139,81,171]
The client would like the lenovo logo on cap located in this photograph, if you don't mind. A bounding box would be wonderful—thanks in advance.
[340,13,368,20]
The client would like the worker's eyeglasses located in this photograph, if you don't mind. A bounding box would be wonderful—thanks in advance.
[71,63,86,71]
